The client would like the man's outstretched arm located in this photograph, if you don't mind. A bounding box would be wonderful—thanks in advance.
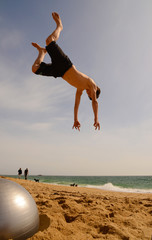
[92,90,100,130]
[72,89,83,131]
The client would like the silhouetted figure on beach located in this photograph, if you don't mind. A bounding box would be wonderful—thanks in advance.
[18,168,22,179]
[24,168,29,180]
[32,12,100,131]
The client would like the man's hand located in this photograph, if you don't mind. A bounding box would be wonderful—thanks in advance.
[72,121,81,131]
[93,121,100,130]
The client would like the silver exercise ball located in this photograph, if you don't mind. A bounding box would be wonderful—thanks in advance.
[0,178,39,240]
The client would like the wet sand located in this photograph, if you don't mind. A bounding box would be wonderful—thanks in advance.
[2,177,152,240]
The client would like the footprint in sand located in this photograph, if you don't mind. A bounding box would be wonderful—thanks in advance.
[39,214,50,232]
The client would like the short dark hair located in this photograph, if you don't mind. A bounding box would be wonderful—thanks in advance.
[89,86,101,100]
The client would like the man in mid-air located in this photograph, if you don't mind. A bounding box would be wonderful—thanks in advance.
[32,12,101,131]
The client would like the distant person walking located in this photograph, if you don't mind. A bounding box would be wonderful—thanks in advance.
[24,168,29,180]
[18,168,22,179]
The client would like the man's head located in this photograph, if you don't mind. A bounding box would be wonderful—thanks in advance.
[87,86,101,101]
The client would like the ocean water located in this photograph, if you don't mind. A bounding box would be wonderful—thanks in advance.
[4,175,152,193]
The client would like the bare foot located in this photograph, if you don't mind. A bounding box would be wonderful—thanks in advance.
[52,12,63,30]
[31,42,46,53]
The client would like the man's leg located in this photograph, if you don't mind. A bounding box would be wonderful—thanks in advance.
[31,43,46,73]
[46,12,63,46]
[31,12,63,73]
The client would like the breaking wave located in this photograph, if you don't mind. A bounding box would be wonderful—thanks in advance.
[86,182,152,193]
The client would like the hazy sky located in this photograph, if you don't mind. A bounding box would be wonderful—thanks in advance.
[0,0,152,176]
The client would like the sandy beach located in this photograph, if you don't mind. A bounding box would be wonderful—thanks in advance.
[1,177,152,240]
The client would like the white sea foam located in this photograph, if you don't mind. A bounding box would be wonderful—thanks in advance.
[86,182,152,193]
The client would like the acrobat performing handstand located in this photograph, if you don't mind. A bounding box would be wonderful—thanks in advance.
[32,12,101,131]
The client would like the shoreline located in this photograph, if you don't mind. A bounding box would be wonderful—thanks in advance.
[1,177,152,239]
[1,175,152,194]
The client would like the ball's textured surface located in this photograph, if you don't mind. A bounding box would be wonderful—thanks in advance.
[0,178,39,240]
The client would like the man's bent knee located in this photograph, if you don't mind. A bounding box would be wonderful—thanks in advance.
[32,64,39,73]
[46,36,55,46]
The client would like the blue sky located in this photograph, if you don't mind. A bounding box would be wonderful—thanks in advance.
[0,0,152,175]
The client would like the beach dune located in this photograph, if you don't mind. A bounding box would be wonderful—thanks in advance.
[1,177,152,240]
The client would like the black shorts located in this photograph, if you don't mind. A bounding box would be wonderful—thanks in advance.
[35,41,73,78]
